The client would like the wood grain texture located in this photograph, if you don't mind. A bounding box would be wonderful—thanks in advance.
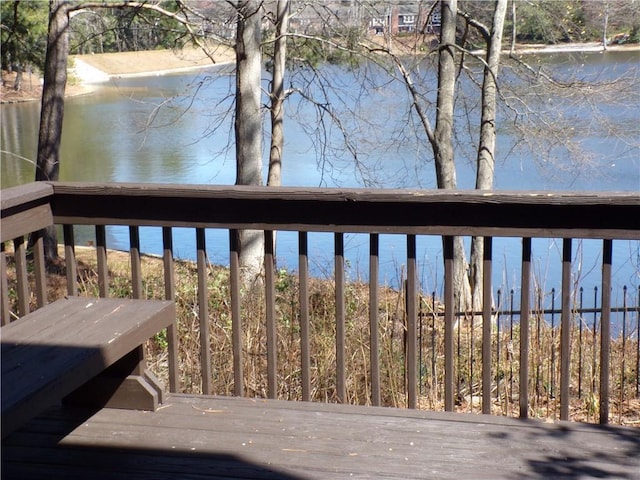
[1,297,174,438]
[3,182,637,240]
[47,182,639,239]
[1,183,54,243]
[1,203,54,243]
[0,182,53,212]
[3,394,639,479]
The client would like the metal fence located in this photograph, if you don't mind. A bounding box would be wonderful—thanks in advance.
[417,285,640,422]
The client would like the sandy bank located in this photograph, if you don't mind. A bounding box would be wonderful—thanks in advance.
[1,46,235,103]
[510,41,640,55]
[71,46,235,84]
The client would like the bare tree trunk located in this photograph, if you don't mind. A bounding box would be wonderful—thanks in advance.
[235,0,264,281]
[13,66,22,91]
[435,0,471,312]
[510,0,516,56]
[602,1,610,50]
[267,0,289,187]
[266,0,290,260]
[34,0,70,264]
[434,0,457,192]
[469,0,508,313]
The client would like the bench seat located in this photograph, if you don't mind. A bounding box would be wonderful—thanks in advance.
[1,296,175,439]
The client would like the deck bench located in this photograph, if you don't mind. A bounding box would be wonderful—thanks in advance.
[1,296,175,439]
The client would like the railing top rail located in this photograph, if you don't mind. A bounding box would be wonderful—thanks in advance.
[48,182,640,240]
[45,181,639,205]
[1,182,638,240]
[1,183,55,243]
[1,182,53,214]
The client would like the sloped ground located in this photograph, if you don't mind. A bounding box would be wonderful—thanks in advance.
[1,45,235,103]
[1,70,51,103]
[72,45,234,78]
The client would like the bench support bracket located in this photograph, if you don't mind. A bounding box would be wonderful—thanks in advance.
[63,346,165,411]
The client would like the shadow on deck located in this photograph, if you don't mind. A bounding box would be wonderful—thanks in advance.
[3,395,639,480]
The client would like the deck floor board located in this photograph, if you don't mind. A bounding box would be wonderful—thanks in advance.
[3,394,639,479]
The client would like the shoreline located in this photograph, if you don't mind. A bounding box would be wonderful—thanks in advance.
[75,42,638,85]
[70,46,235,84]
[506,42,640,55]
[2,42,638,104]
[71,56,234,84]
[1,46,235,104]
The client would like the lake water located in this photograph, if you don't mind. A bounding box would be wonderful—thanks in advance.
[1,51,639,311]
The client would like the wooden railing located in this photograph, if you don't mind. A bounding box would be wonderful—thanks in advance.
[2,181,639,424]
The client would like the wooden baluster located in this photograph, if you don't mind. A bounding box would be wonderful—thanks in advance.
[129,226,142,299]
[95,225,108,298]
[299,232,311,402]
[578,287,584,400]
[406,234,417,409]
[560,238,572,421]
[163,226,179,393]
[32,229,47,309]
[335,232,346,403]
[229,230,243,397]
[14,236,29,317]
[63,225,77,296]
[431,291,437,408]
[444,236,455,412]
[265,230,277,399]
[482,236,493,415]
[519,238,531,419]
[509,289,515,411]
[197,228,212,395]
[599,239,612,425]
[496,289,502,402]
[369,233,381,407]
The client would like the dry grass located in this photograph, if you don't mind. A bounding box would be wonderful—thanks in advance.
[4,245,639,426]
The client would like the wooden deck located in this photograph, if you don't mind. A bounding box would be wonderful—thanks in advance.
[3,394,639,479]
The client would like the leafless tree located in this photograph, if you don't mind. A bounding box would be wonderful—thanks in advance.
[34,0,71,264]
[233,0,265,280]
[582,0,640,48]
[466,0,508,312]
[267,0,291,187]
